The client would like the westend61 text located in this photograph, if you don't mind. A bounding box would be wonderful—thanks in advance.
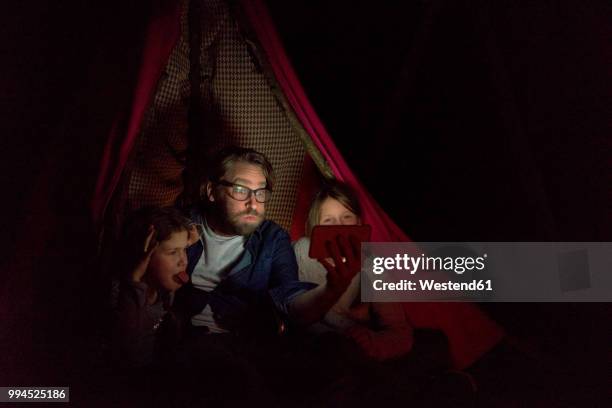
[373,279,493,292]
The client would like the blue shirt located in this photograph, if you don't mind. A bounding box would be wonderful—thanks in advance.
[178,207,316,333]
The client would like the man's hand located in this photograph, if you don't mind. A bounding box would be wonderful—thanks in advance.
[130,225,158,283]
[289,234,362,327]
[318,234,361,297]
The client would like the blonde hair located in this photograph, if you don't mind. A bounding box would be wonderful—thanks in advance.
[305,181,362,236]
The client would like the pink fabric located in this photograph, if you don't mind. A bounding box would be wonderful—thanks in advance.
[242,0,504,369]
[90,0,504,369]
[92,0,408,244]
[402,302,505,369]
[241,1,409,243]
[91,1,183,228]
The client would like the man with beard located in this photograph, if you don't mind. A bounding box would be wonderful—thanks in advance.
[165,146,361,405]
[151,145,395,407]
[179,146,359,336]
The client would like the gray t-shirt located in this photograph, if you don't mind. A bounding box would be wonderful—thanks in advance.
[190,218,246,333]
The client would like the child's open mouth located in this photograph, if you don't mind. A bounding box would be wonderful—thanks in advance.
[174,271,189,285]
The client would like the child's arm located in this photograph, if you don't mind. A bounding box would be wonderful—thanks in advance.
[112,226,161,367]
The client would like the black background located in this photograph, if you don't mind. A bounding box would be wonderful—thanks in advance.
[0,0,609,402]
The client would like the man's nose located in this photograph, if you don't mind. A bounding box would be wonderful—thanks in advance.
[245,193,259,208]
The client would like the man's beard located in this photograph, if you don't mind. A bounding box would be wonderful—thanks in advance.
[216,205,264,236]
[230,209,264,235]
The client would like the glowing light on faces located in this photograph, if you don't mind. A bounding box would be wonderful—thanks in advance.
[318,198,360,226]
[210,161,267,236]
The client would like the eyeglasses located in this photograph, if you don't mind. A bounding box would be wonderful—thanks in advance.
[217,180,272,203]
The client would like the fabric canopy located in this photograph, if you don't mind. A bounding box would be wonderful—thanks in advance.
[241,1,410,243]
[241,0,503,370]
[90,0,504,370]
[91,1,183,229]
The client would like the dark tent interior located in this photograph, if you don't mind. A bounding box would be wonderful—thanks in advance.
[1,0,609,406]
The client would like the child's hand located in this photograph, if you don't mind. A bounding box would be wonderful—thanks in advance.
[187,223,201,247]
[130,225,159,283]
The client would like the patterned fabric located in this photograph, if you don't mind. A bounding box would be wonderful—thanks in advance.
[127,1,190,211]
[126,0,307,230]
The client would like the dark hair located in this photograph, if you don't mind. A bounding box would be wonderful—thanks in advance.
[305,180,362,236]
[118,206,192,275]
[204,145,275,191]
